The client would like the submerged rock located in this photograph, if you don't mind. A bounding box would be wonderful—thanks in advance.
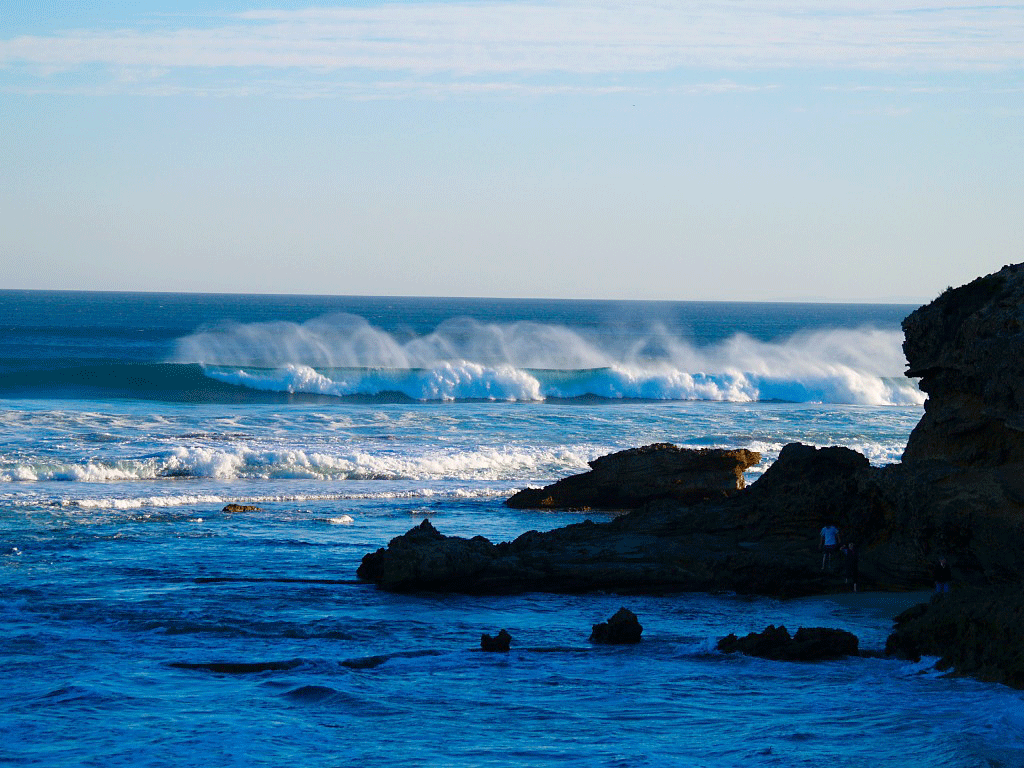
[589,607,643,644]
[340,649,443,670]
[717,625,859,661]
[506,444,761,510]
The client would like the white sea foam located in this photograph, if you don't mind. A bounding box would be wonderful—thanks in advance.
[326,515,354,525]
[173,315,924,406]
[44,488,512,511]
[0,444,590,485]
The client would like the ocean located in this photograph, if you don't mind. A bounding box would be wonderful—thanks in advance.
[2,290,1021,767]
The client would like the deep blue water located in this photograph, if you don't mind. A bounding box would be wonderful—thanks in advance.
[2,290,1022,767]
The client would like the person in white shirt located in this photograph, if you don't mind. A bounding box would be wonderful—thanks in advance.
[820,524,841,570]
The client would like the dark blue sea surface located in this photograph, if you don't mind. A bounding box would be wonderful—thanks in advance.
[2,291,1021,767]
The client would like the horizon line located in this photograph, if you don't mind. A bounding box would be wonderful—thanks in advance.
[0,285,929,307]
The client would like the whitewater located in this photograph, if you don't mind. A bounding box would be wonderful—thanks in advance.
[173,312,924,405]
[2,290,1022,768]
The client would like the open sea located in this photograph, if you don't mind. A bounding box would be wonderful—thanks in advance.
[2,290,1022,767]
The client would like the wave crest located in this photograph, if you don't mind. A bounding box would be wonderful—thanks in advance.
[172,314,924,406]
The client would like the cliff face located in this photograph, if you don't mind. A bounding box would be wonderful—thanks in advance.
[902,263,1024,467]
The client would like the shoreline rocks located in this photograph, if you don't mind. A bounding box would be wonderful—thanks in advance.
[356,262,1024,688]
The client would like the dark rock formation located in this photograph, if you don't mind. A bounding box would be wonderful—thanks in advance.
[223,504,262,513]
[506,444,761,510]
[357,442,896,595]
[717,625,859,661]
[589,608,643,644]
[885,587,1024,689]
[356,519,511,592]
[902,264,1024,468]
[481,629,512,652]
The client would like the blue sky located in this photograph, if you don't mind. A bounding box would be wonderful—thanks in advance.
[2,1,1022,301]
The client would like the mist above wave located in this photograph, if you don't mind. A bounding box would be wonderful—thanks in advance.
[171,314,924,406]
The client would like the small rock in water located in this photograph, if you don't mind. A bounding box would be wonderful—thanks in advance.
[222,504,262,513]
[481,629,512,652]
[590,607,643,644]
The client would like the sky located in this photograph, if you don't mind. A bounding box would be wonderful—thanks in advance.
[1,1,1022,302]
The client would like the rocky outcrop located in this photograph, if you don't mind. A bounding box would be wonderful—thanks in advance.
[902,263,1024,467]
[885,587,1024,689]
[589,608,643,644]
[358,443,888,595]
[506,444,761,509]
[717,625,860,661]
[356,519,513,592]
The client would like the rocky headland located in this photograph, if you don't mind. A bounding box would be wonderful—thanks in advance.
[357,263,1024,686]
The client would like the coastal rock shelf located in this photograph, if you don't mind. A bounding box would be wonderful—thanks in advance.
[359,443,888,595]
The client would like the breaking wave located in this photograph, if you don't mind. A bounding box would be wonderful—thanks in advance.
[170,314,924,406]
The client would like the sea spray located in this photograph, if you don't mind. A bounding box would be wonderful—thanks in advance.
[175,314,924,405]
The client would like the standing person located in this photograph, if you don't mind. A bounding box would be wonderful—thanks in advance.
[843,542,859,592]
[933,557,952,593]
[820,523,841,570]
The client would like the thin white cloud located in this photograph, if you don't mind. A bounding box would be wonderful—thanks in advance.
[1,0,1021,96]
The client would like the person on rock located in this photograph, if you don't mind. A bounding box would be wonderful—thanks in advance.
[820,523,841,570]
[933,557,952,593]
